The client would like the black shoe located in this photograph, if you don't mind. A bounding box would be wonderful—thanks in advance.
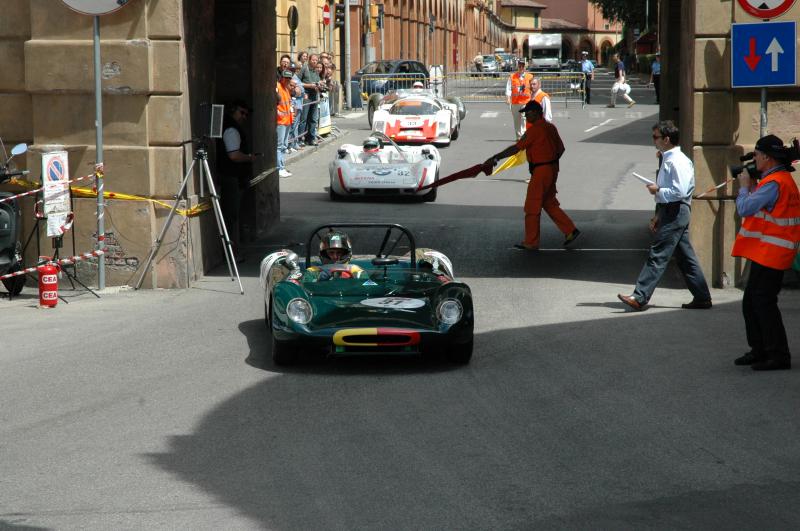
[513,243,539,251]
[734,351,763,366]
[682,299,712,309]
[563,229,581,247]
[751,356,791,371]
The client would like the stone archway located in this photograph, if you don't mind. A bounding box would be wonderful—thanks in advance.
[561,38,574,62]
[600,40,613,65]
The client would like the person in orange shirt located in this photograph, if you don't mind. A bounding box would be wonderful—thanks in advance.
[530,77,552,123]
[485,100,580,250]
[276,70,295,178]
[505,58,533,139]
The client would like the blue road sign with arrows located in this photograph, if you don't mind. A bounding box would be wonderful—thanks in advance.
[731,21,796,88]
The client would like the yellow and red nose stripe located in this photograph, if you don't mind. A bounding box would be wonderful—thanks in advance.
[333,328,421,347]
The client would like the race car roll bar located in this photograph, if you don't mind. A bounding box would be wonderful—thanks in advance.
[306,223,417,269]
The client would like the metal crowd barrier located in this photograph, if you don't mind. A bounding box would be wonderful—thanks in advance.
[441,71,585,106]
[357,73,428,100]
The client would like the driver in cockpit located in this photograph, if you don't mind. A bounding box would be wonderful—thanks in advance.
[306,230,367,280]
[358,137,385,164]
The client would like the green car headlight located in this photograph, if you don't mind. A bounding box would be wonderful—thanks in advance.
[437,299,462,325]
[287,298,313,324]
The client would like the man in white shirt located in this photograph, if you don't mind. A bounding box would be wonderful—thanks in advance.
[618,121,711,311]
[530,77,553,123]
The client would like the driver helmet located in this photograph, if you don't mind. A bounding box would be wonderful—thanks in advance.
[320,230,353,264]
[412,81,425,89]
[363,137,380,153]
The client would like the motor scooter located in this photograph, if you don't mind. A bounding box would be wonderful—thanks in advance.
[0,139,28,297]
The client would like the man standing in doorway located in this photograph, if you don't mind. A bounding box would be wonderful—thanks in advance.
[484,100,580,250]
[649,52,661,104]
[618,121,711,311]
[217,100,256,261]
[505,58,533,139]
[581,50,594,104]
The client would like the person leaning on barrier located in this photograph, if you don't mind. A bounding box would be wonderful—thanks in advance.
[505,58,533,139]
[484,100,580,251]
[731,134,800,371]
[580,51,594,104]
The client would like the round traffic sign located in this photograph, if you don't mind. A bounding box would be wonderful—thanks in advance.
[737,0,797,19]
[287,6,299,31]
[322,4,331,26]
[60,0,133,16]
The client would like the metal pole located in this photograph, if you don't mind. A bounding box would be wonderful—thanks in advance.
[760,87,767,137]
[380,14,384,60]
[93,16,105,291]
[344,0,352,110]
[328,2,333,57]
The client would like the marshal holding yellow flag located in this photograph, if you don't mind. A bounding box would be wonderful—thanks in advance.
[422,100,580,250]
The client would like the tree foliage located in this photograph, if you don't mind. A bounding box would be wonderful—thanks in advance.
[591,0,656,31]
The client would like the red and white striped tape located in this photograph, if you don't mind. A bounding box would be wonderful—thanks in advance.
[0,250,105,281]
[0,173,95,205]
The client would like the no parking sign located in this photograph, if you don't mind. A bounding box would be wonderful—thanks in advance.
[41,152,73,237]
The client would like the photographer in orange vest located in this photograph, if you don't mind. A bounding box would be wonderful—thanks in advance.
[505,58,533,139]
[731,134,800,371]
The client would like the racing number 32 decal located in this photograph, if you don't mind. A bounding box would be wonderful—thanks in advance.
[361,297,426,309]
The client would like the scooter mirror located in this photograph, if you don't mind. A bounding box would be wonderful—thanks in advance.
[11,144,27,157]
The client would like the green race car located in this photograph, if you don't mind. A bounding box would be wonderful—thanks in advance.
[259,223,474,365]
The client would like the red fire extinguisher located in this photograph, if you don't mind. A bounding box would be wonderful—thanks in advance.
[38,261,59,308]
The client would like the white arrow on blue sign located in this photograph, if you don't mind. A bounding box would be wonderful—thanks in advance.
[731,21,796,88]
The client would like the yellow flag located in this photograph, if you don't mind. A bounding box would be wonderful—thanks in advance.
[491,150,526,176]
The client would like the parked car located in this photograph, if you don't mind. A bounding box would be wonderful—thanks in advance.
[496,53,517,72]
[561,59,582,72]
[480,55,499,75]
[351,60,429,98]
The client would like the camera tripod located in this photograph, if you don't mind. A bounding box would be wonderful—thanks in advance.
[134,140,243,293]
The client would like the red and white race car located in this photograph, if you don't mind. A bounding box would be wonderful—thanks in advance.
[371,94,460,145]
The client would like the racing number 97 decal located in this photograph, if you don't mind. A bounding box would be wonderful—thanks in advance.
[361,297,426,309]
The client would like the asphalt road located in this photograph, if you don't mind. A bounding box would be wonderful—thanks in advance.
[1,95,799,530]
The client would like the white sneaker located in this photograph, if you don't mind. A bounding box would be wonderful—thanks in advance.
[279,169,292,178]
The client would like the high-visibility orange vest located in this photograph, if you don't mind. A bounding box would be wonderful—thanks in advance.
[732,169,800,270]
[509,72,533,104]
[524,90,550,130]
[533,89,550,106]
[277,82,293,126]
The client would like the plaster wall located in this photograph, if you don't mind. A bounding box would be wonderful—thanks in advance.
[0,0,279,289]
[664,0,800,287]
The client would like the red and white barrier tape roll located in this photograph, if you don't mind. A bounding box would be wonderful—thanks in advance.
[0,173,96,205]
[0,250,105,281]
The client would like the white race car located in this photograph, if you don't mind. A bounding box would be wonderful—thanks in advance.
[329,133,441,202]
[367,88,467,129]
[371,93,461,145]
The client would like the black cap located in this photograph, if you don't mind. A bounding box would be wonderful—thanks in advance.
[519,100,543,114]
[755,134,790,161]
[281,70,294,78]
[516,58,526,64]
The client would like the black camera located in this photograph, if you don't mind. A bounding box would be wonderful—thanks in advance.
[729,152,760,180]
[731,137,800,179]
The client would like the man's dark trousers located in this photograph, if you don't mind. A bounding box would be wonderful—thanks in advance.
[743,261,789,357]
[583,74,592,104]
[632,203,711,304]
